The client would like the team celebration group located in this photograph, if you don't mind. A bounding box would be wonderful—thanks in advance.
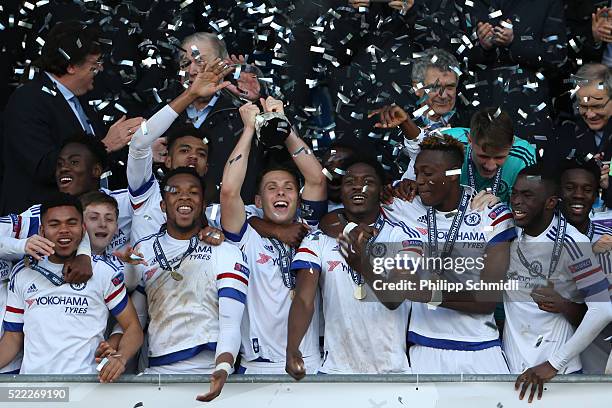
[1,0,612,403]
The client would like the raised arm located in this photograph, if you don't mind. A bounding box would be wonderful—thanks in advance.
[129,59,233,191]
[220,103,260,235]
[260,97,326,202]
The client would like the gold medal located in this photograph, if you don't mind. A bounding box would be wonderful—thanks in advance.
[353,284,366,300]
[170,269,183,281]
[290,289,295,300]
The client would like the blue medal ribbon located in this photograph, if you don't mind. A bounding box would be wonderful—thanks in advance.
[516,212,566,280]
[153,233,199,274]
[426,188,470,274]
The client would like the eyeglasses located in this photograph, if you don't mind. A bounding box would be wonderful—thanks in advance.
[578,98,611,114]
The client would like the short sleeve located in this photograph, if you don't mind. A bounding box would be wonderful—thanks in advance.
[483,203,517,246]
[102,265,128,317]
[291,231,323,272]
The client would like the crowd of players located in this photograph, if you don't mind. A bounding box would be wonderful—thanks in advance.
[1,1,612,404]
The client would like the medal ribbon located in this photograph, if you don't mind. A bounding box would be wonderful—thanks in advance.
[30,258,65,286]
[468,158,502,196]
[516,212,566,280]
[348,214,386,285]
[270,238,297,290]
[153,233,199,274]
[426,187,471,270]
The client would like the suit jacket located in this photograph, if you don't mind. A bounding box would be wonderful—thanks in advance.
[0,73,107,214]
[543,117,612,207]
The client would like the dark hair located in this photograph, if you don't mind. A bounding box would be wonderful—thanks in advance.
[79,191,119,217]
[419,134,465,167]
[256,163,301,193]
[35,21,102,76]
[40,192,83,221]
[517,163,559,195]
[166,123,213,157]
[159,166,206,198]
[470,108,514,150]
[560,158,601,187]
[342,155,388,185]
[60,133,109,169]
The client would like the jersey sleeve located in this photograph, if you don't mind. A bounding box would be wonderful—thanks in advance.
[215,245,250,305]
[564,236,611,303]
[483,203,517,246]
[3,265,25,332]
[101,264,129,317]
[223,219,255,248]
[291,231,324,272]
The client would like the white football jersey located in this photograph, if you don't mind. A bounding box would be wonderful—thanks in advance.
[291,219,414,374]
[578,221,612,374]
[129,175,258,242]
[133,231,249,367]
[0,259,22,373]
[1,188,132,252]
[3,257,127,374]
[504,214,611,374]
[225,222,321,369]
[384,191,516,348]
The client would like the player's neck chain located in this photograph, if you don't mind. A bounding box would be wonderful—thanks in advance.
[153,233,200,282]
[269,237,297,298]
[349,213,386,301]
[468,158,502,196]
[426,187,470,275]
[27,258,64,286]
[516,212,566,280]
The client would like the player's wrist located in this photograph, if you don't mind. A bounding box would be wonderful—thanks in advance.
[215,361,233,376]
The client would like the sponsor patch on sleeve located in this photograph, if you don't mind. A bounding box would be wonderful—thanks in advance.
[569,259,592,273]
[111,272,125,286]
[488,204,510,219]
[234,262,250,277]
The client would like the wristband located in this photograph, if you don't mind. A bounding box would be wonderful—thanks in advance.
[343,222,358,237]
[215,362,233,376]
[427,289,443,308]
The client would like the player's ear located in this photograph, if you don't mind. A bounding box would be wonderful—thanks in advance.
[544,195,559,211]
[160,200,166,214]
[164,156,172,170]
[254,194,263,209]
[92,163,102,179]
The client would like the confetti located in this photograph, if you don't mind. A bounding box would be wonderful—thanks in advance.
[100,171,112,180]
[489,10,503,18]
[500,21,513,29]
[604,335,612,342]
[445,169,462,176]
[140,120,148,136]
[58,48,71,60]
[322,168,334,181]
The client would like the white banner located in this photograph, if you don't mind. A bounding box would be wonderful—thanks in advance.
[0,376,610,408]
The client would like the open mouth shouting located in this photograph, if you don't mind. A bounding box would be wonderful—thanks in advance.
[567,203,587,217]
[58,174,73,188]
[512,208,527,222]
[56,237,74,249]
[351,192,367,205]
[177,203,194,216]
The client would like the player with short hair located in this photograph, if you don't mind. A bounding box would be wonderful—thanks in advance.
[507,164,612,402]
[322,135,516,374]
[80,191,121,258]
[0,193,142,381]
[127,167,248,402]
[286,157,413,377]
[371,106,535,202]
[220,97,327,374]
[126,58,233,243]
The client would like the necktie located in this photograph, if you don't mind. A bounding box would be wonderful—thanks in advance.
[69,96,94,135]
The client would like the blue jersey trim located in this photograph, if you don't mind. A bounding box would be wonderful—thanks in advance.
[148,343,217,367]
[408,331,501,351]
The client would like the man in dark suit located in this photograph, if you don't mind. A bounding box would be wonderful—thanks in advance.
[1,21,142,214]
[543,63,612,206]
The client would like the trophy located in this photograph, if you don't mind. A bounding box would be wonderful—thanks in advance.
[254,110,292,150]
